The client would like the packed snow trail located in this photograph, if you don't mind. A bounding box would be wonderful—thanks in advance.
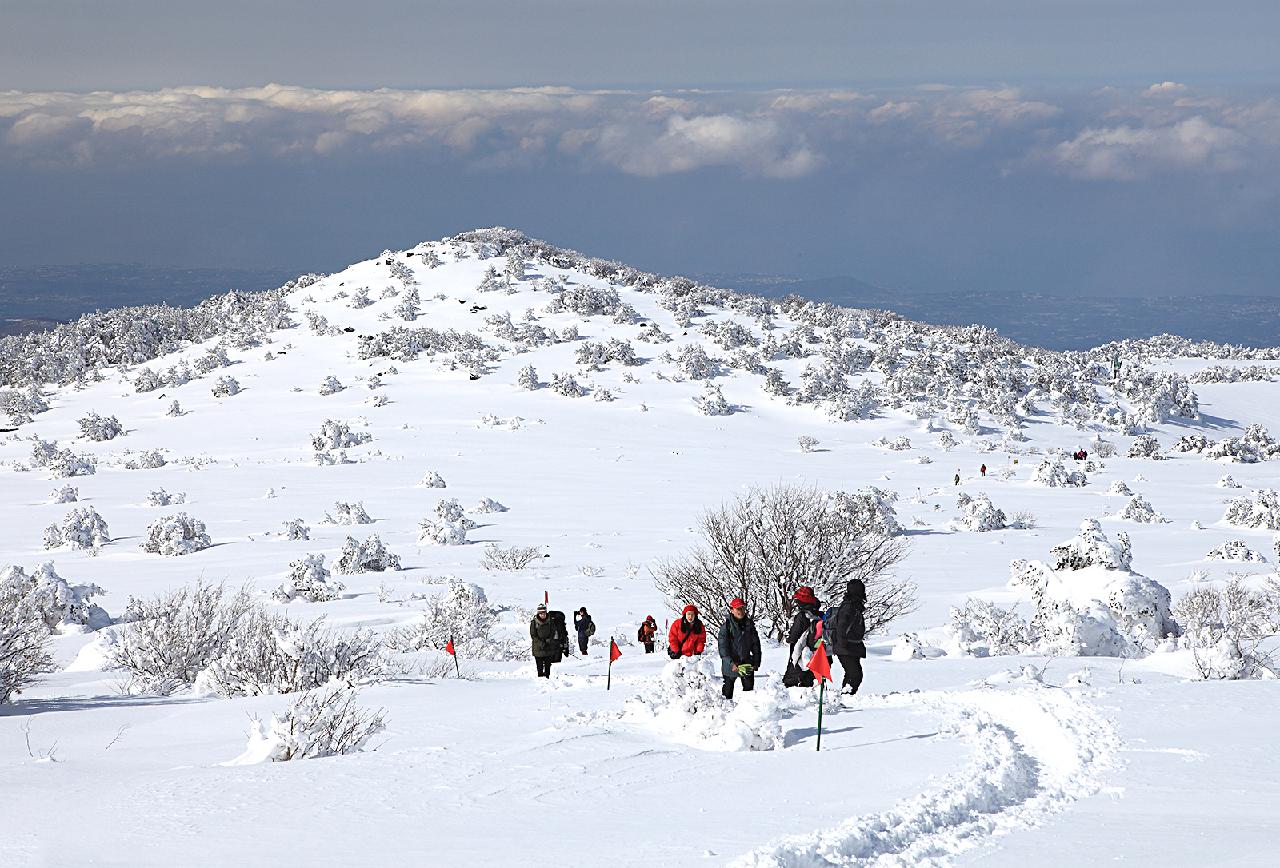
[734,683,1119,867]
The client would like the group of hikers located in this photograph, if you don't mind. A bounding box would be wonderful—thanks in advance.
[528,580,868,698]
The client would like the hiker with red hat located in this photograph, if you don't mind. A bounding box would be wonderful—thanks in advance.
[717,597,762,699]
[667,604,707,659]
[783,585,824,688]
[637,615,658,653]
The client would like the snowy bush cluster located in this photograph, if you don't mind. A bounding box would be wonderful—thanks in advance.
[49,485,79,504]
[872,436,911,451]
[354,325,495,369]
[43,506,111,552]
[29,438,96,478]
[474,497,507,514]
[1174,578,1280,680]
[318,375,345,395]
[693,383,733,416]
[334,535,401,574]
[281,519,310,541]
[950,492,1008,532]
[211,375,241,397]
[323,501,374,525]
[1190,364,1280,384]
[1,562,110,634]
[275,554,345,603]
[235,683,386,763]
[0,386,49,424]
[311,419,372,453]
[140,513,211,556]
[574,338,640,370]
[1205,540,1265,562]
[0,569,56,703]
[1223,489,1280,531]
[146,488,184,506]
[544,281,625,318]
[390,582,496,656]
[1127,435,1163,459]
[480,544,542,571]
[125,449,167,470]
[420,471,447,489]
[1032,455,1087,488]
[77,412,124,441]
[947,598,1031,657]
[1116,494,1170,524]
[419,499,475,547]
[549,372,584,398]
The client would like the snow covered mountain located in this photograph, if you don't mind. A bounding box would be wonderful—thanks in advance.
[3,228,1280,866]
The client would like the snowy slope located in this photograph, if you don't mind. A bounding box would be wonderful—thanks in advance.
[2,229,1279,867]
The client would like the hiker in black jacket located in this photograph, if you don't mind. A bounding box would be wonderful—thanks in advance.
[573,607,595,655]
[783,586,823,688]
[530,604,564,678]
[717,598,762,699]
[829,579,868,694]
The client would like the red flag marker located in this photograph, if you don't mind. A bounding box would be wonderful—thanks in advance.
[445,638,456,657]
[607,638,622,690]
[446,636,461,678]
[544,590,549,606]
[808,637,833,750]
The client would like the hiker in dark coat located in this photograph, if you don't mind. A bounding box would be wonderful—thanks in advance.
[667,604,707,658]
[828,579,868,695]
[717,598,762,699]
[783,586,823,687]
[637,615,658,653]
[530,603,563,678]
[573,607,595,655]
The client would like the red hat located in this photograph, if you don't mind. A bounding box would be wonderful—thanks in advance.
[682,604,699,616]
[729,598,746,610]
[793,586,817,604]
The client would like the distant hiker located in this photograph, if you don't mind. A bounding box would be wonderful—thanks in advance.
[717,598,762,699]
[980,464,987,477]
[827,579,867,695]
[530,603,566,678]
[637,616,658,653]
[667,604,707,658]
[574,607,596,655]
[953,471,961,486]
[783,586,824,688]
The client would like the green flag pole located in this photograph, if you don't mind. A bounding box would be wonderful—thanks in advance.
[816,678,825,751]
[607,659,612,691]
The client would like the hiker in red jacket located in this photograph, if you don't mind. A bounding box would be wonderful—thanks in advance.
[980,463,987,477]
[667,604,707,658]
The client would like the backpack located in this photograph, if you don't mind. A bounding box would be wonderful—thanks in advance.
[822,607,839,646]
[548,610,570,654]
[586,621,596,637]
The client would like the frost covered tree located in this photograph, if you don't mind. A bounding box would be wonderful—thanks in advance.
[311,419,371,452]
[334,535,401,574]
[146,488,184,506]
[43,506,111,552]
[0,569,55,704]
[655,483,915,640]
[420,471,447,489]
[318,375,345,396]
[211,376,241,397]
[474,497,507,514]
[480,544,542,571]
[948,598,1031,656]
[1223,489,1280,530]
[1117,494,1170,524]
[1,562,109,633]
[239,683,387,762]
[49,485,78,504]
[1205,540,1265,562]
[694,383,733,416]
[77,412,124,441]
[140,513,211,556]
[275,554,345,603]
[281,519,310,541]
[550,372,584,397]
[1032,455,1087,488]
[1127,435,1163,459]
[391,582,497,655]
[323,502,374,525]
[516,364,540,390]
[951,493,1007,532]
[1175,578,1280,679]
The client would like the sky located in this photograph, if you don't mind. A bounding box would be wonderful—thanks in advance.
[2,1,1280,297]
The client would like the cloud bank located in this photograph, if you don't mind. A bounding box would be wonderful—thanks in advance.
[1,83,1277,181]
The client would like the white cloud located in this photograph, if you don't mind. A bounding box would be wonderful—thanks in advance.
[1048,116,1246,180]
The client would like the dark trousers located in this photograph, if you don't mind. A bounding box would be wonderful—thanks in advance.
[643,641,655,653]
[722,673,756,699]
[578,634,589,654]
[837,654,863,694]
[783,661,815,688]
[535,656,553,678]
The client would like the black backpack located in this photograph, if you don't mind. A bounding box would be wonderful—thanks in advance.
[548,610,571,655]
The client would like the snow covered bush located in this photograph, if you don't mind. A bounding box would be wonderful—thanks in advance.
[281,519,310,541]
[166,400,183,417]
[516,364,540,390]
[951,493,1008,532]
[1205,540,1265,563]
[1048,519,1132,572]
[0,569,55,704]
[1127,435,1163,459]
[419,513,468,546]
[575,338,640,370]
[139,513,211,556]
[1107,480,1134,497]
[1218,474,1242,489]
[549,372,584,397]
[797,435,819,453]
[318,375,345,395]
[474,497,507,514]
[235,683,386,762]
[948,598,1031,656]
[1008,510,1037,530]
[673,344,719,380]
[480,544,542,571]
[872,436,911,451]
[30,440,96,479]
[275,554,345,603]
[197,610,386,697]
[43,506,111,552]
[125,449,167,470]
[1116,494,1170,524]
[334,535,401,574]
[49,485,78,504]
[420,471,447,489]
[211,375,241,397]
[323,501,374,525]
[1175,578,1280,679]
[621,655,788,751]
[1,562,109,633]
[655,483,914,641]
[146,488,185,506]
[1090,437,1116,459]
[1223,489,1280,530]
[310,419,371,451]
[390,582,496,655]
[110,582,254,695]
[77,412,124,441]
[1172,433,1213,454]
[694,383,733,416]
[1032,455,1087,488]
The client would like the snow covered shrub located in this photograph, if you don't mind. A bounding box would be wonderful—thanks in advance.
[694,383,733,416]
[474,497,507,514]
[236,683,387,762]
[140,513,211,556]
[1032,455,1087,488]
[1127,435,1163,459]
[655,483,914,641]
[323,501,374,525]
[49,485,78,504]
[1172,434,1213,454]
[310,419,371,451]
[1048,519,1132,572]
[1107,480,1134,497]
[480,544,542,571]
[948,598,1031,656]
[419,514,468,547]
[550,371,584,397]
[621,655,788,751]
[1117,494,1170,524]
[281,519,310,541]
[1223,489,1280,531]
[673,344,719,380]
[0,570,55,703]
[125,449,167,470]
[1090,437,1116,459]
[1218,474,1242,489]
[2,562,109,633]
[318,375,345,395]
[390,582,496,655]
[348,286,373,309]
[166,400,183,417]
[951,493,1008,532]
[825,383,880,421]
[1175,578,1280,679]
[110,582,254,695]
[43,506,111,552]
[198,611,386,697]
[516,364,540,390]
[797,435,819,453]
[420,470,447,489]
[872,436,911,451]
[334,535,401,574]
[211,375,241,397]
[1206,540,1265,562]
[37,444,96,478]
[936,431,958,451]
[77,412,124,441]
[761,368,790,397]
[546,281,623,318]
[575,338,640,370]
[275,554,345,603]
[394,287,421,321]
[146,488,185,506]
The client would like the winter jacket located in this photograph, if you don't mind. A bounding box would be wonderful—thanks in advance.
[717,615,762,678]
[637,621,657,644]
[786,600,824,668]
[668,616,707,657]
[829,579,867,659]
[530,614,563,661]
[574,612,595,638]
